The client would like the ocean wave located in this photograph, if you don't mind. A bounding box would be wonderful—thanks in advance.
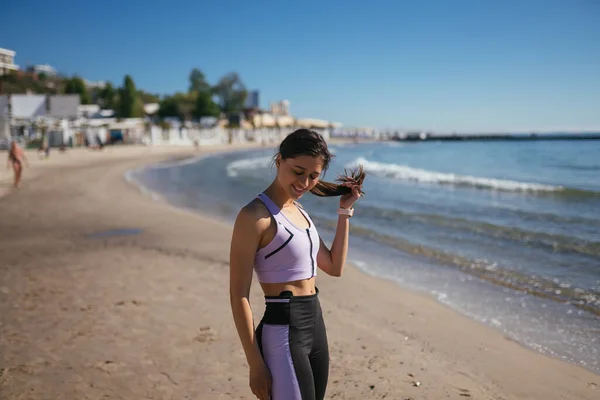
[144,155,206,170]
[226,156,273,177]
[557,164,600,172]
[347,157,562,192]
[312,214,600,316]
[352,204,600,257]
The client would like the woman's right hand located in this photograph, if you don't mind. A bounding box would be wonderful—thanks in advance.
[249,360,272,400]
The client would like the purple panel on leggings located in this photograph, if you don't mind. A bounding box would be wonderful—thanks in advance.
[261,324,302,400]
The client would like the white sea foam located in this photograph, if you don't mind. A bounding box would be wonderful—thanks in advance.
[226,156,273,177]
[146,155,206,170]
[347,157,562,192]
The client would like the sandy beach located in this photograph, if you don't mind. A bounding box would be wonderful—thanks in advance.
[0,144,598,400]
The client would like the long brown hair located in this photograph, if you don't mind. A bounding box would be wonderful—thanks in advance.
[276,129,366,197]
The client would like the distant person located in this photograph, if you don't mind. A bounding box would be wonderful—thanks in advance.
[37,142,46,158]
[37,142,50,159]
[93,134,104,150]
[7,141,27,188]
[229,129,366,400]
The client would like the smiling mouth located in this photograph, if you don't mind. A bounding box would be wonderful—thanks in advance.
[291,183,306,194]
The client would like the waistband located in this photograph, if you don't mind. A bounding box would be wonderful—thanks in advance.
[261,288,321,326]
[264,287,319,303]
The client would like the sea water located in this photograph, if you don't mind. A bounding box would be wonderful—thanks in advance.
[127,139,600,373]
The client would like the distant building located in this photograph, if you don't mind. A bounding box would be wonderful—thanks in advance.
[0,94,80,120]
[245,90,260,109]
[0,95,9,139]
[29,64,57,76]
[0,95,8,117]
[270,100,290,116]
[48,95,80,119]
[144,103,159,115]
[0,48,19,76]
[9,95,47,118]
[78,104,101,118]
[84,79,107,89]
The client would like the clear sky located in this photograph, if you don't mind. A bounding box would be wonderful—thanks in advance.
[2,0,599,132]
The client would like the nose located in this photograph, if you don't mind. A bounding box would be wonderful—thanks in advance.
[299,176,309,188]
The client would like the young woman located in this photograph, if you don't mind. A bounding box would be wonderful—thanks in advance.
[7,141,27,188]
[229,129,365,400]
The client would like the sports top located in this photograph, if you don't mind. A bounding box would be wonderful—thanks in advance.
[254,192,320,283]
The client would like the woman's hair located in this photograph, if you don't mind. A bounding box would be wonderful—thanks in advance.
[276,129,365,197]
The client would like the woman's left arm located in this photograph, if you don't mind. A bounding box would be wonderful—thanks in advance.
[317,184,361,277]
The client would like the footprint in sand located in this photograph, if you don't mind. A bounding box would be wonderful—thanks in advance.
[194,326,217,343]
[94,360,120,374]
[114,300,142,307]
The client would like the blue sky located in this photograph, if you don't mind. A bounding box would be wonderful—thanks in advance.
[2,0,599,132]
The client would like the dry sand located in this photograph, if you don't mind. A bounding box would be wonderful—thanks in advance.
[0,144,598,400]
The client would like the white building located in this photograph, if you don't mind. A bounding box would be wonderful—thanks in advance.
[144,103,159,115]
[0,95,9,139]
[31,64,57,76]
[270,100,290,116]
[78,104,101,118]
[0,48,19,76]
[84,79,106,89]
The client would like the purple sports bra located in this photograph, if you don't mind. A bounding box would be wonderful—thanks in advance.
[254,193,320,283]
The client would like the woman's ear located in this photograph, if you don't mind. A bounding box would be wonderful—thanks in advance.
[275,155,281,168]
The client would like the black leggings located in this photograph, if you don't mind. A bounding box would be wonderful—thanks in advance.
[255,289,329,400]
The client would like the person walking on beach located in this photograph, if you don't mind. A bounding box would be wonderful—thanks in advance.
[7,141,27,188]
[230,129,365,400]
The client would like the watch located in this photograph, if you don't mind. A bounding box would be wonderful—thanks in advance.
[337,207,354,217]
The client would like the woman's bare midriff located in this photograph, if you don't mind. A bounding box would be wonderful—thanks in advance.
[260,277,316,297]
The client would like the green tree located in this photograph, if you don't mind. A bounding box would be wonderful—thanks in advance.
[158,95,183,121]
[117,75,143,118]
[188,68,211,93]
[99,82,116,109]
[212,72,248,115]
[64,76,91,104]
[158,92,196,122]
[193,90,220,119]
[138,90,160,104]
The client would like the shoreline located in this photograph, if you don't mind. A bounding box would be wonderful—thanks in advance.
[126,145,600,375]
[0,143,598,399]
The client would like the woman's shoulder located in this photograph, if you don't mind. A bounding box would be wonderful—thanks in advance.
[235,198,272,233]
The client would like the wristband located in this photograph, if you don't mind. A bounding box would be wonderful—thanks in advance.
[337,207,354,217]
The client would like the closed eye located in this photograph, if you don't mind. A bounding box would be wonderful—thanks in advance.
[294,170,319,180]
[292,163,321,178]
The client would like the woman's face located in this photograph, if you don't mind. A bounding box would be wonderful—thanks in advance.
[276,154,324,200]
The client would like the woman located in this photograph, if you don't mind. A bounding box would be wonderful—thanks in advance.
[7,141,26,188]
[230,129,365,400]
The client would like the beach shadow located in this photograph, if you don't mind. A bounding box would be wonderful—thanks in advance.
[86,228,143,239]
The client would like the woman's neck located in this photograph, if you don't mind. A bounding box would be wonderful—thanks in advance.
[264,182,295,209]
